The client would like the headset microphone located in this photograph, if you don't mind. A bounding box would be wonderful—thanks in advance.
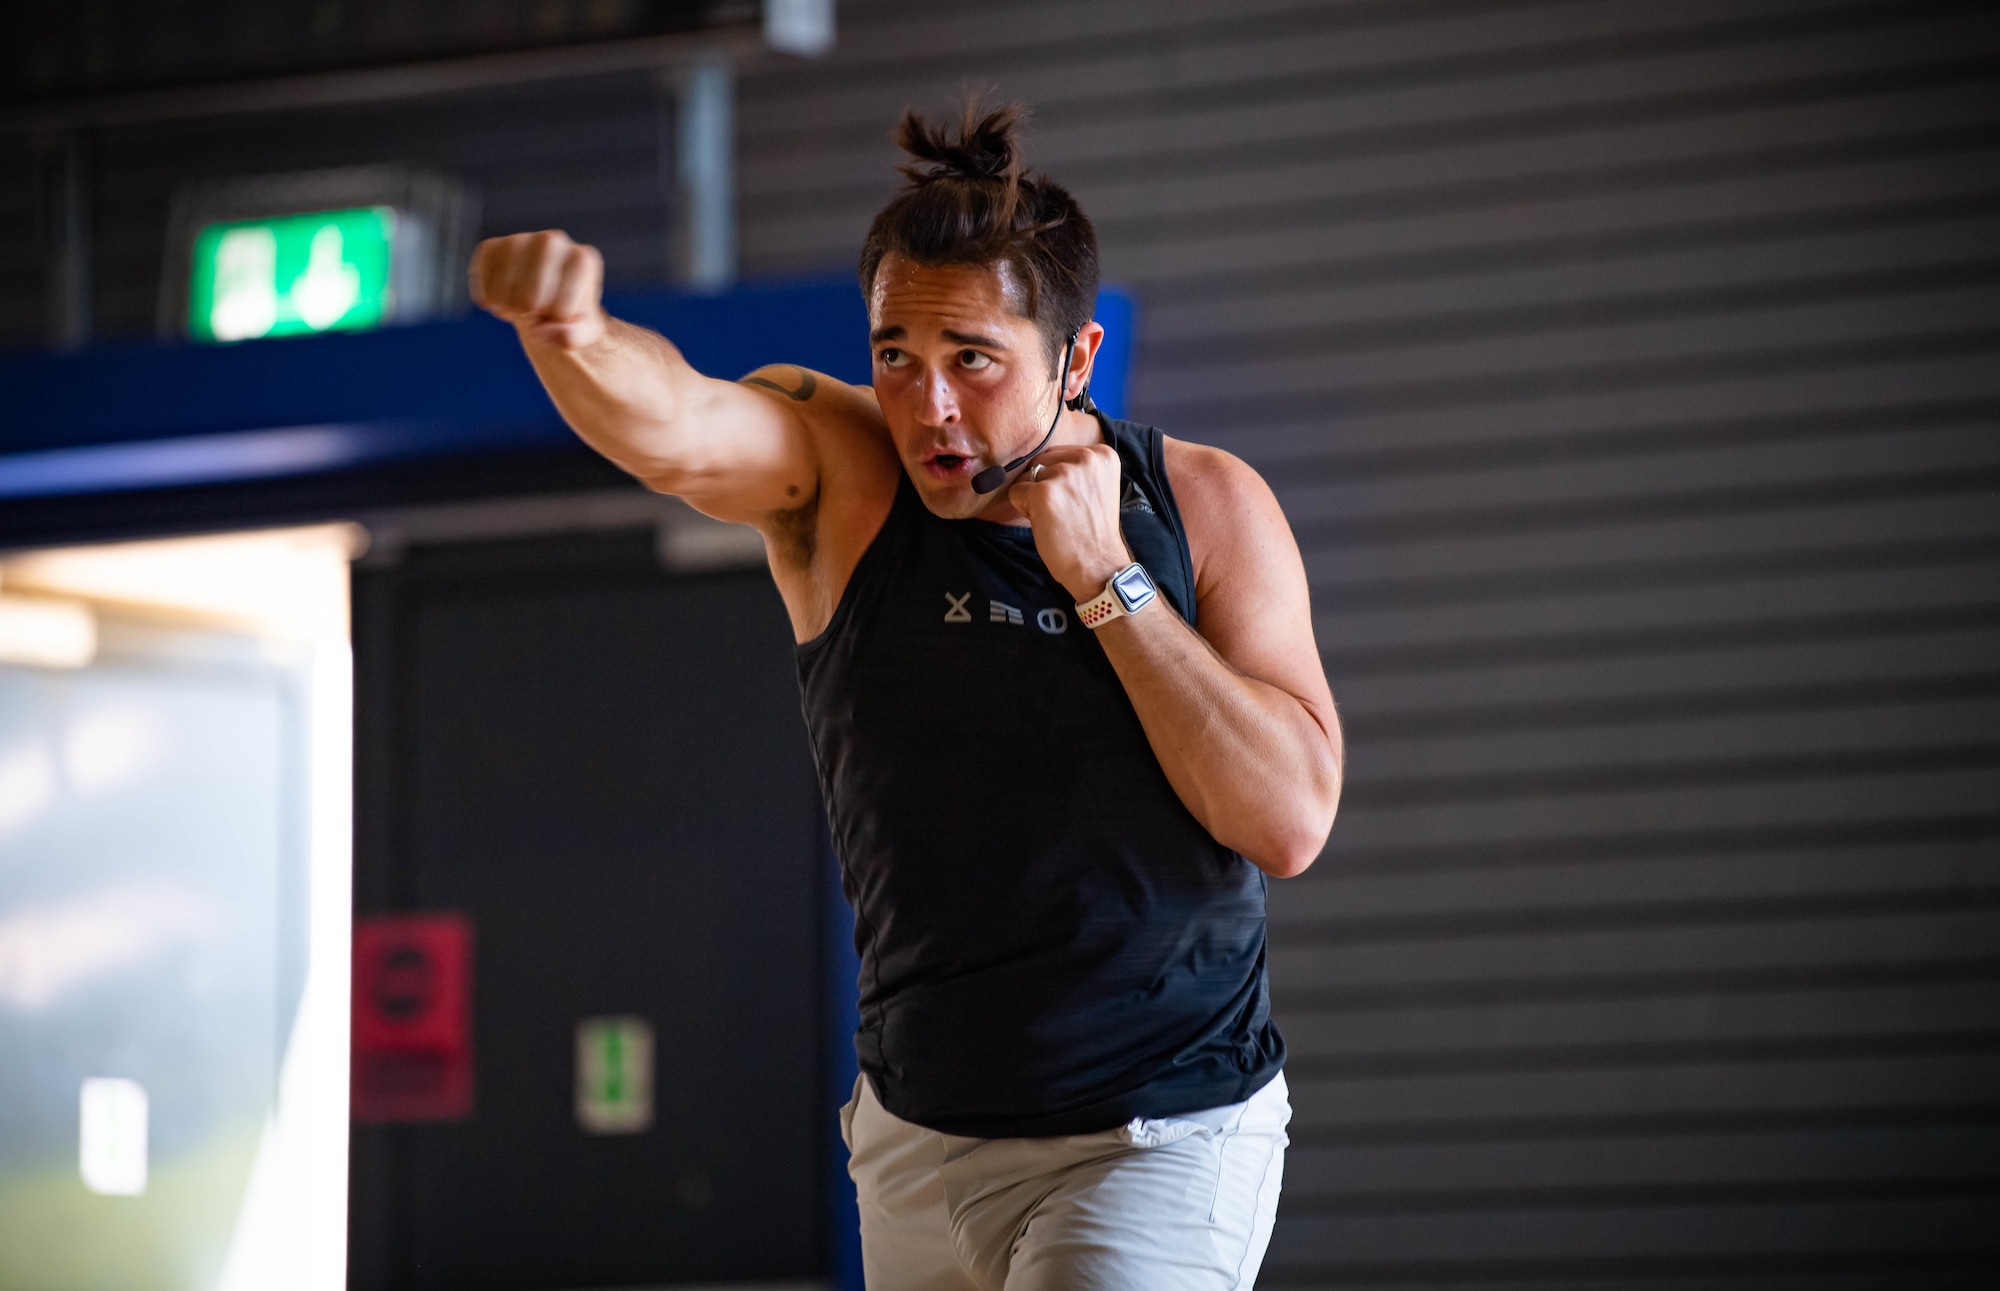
[971,330,1084,495]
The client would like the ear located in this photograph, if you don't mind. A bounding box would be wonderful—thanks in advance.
[1063,320,1106,409]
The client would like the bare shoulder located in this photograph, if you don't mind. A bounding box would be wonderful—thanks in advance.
[1160,435,1294,591]
[735,365,899,639]
[1161,435,1276,510]
[736,364,899,493]
[737,364,882,435]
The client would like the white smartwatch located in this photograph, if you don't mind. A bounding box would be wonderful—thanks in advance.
[1076,562,1158,629]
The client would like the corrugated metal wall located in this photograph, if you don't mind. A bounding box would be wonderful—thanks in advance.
[735,0,2000,1283]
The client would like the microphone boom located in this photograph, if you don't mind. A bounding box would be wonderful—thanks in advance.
[971,332,1079,495]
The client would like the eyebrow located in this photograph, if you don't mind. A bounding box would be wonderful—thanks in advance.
[868,325,1011,349]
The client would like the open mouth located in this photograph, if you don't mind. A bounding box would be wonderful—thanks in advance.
[923,451,974,479]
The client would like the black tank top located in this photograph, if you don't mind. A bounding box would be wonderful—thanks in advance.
[796,415,1285,1138]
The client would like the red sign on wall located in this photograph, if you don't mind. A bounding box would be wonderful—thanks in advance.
[352,912,474,1122]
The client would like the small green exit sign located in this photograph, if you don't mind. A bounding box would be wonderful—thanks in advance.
[188,207,394,343]
[576,1015,654,1134]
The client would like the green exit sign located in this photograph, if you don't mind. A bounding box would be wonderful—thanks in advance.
[188,206,395,343]
[576,1015,653,1134]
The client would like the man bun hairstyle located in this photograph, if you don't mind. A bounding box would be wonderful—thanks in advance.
[859,99,1099,363]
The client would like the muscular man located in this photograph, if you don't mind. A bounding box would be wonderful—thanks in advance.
[472,102,1342,1289]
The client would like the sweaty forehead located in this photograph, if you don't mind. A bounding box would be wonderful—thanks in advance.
[868,255,1033,340]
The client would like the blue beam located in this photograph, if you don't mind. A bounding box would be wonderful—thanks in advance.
[0,281,1134,502]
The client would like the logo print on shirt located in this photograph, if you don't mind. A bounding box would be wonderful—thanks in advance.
[1120,481,1155,515]
[989,600,1024,625]
[944,592,972,623]
[1037,608,1068,634]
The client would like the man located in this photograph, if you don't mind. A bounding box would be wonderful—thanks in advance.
[472,102,1341,1289]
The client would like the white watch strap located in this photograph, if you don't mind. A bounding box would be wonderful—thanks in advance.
[1076,582,1128,630]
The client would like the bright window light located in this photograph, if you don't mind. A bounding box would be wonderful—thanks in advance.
[78,1076,148,1196]
[1,524,354,1290]
[0,595,95,669]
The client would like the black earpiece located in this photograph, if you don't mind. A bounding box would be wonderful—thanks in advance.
[971,330,1084,495]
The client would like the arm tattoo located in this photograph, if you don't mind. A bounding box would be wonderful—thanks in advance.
[741,368,817,401]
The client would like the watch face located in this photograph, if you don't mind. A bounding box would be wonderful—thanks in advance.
[1112,563,1156,612]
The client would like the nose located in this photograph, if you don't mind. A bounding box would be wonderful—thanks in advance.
[916,366,958,427]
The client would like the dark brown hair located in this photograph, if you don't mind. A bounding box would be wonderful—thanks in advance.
[858,100,1099,363]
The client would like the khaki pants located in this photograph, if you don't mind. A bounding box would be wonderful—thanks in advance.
[841,1072,1290,1290]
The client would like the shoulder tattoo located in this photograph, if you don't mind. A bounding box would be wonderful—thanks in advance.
[741,368,817,402]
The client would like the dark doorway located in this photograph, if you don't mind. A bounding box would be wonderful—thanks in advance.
[349,527,825,1289]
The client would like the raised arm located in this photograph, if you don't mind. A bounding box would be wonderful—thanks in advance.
[469,229,818,524]
[1008,438,1343,877]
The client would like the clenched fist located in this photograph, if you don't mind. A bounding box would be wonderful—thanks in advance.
[1008,443,1134,603]
[469,229,606,350]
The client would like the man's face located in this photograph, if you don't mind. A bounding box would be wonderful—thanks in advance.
[868,254,1064,520]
